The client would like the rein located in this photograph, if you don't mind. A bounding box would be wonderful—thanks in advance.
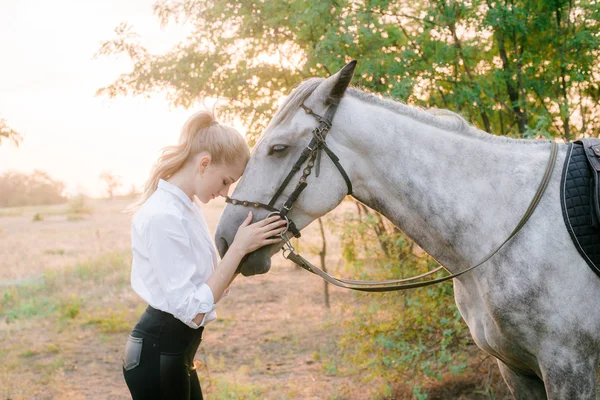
[227,102,559,292]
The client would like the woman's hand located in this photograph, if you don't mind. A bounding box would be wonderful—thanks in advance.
[230,211,288,255]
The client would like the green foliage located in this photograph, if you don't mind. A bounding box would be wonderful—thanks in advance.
[98,0,600,142]
[327,204,471,397]
[94,2,600,395]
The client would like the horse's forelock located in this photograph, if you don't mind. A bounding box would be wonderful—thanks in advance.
[270,78,324,128]
[254,78,325,150]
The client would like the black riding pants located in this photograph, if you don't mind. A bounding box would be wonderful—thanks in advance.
[122,305,204,400]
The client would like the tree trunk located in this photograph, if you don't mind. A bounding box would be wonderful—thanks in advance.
[317,217,330,309]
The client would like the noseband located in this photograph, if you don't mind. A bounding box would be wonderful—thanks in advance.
[225,102,352,239]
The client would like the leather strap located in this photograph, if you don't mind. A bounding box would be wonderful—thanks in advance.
[283,141,559,292]
[320,143,352,194]
[224,197,302,238]
[269,145,314,208]
[226,102,352,238]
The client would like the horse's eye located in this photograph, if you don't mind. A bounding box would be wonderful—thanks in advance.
[269,144,288,155]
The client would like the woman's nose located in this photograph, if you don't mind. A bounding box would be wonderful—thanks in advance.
[219,186,231,197]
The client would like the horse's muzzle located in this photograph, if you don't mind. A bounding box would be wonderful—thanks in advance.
[216,236,273,276]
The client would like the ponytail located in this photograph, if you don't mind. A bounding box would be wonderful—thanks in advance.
[124,109,249,214]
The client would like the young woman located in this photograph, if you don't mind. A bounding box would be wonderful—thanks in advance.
[121,110,286,399]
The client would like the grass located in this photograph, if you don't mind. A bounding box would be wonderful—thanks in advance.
[84,309,131,333]
[58,294,81,319]
[206,377,266,400]
[206,353,228,373]
[0,208,24,217]
[17,344,60,359]
[0,197,521,399]
[0,197,94,223]
[67,196,94,218]
[0,250,139,398]
[44,249,66,255]
[1,251,131,324]
[19,350,40,358]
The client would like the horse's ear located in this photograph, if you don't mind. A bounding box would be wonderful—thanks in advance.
[310,60,357,106]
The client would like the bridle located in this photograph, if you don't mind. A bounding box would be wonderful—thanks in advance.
[226,102,351,239]
[226,100,559,292]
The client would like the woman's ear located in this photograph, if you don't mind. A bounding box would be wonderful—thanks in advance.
[198,154,212,174]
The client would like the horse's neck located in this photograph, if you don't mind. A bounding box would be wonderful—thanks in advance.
[340,99,553,271]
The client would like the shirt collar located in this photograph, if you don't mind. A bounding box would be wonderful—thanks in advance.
[157,178,217,262]
[157,178,194,211]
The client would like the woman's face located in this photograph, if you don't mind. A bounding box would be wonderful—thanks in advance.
[195,156,245,204]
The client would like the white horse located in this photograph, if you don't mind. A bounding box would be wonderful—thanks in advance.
[215,62,600,399]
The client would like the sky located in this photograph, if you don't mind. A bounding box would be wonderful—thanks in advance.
[0,0,233,198]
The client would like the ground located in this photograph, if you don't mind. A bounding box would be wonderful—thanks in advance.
[1,197,517,399]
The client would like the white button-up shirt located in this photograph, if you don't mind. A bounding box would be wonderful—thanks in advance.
[130,178,223,328]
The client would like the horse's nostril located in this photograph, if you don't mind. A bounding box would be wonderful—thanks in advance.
[218,237,229,257]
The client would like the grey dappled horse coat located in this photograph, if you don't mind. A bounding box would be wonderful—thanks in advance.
[215,62,600,399]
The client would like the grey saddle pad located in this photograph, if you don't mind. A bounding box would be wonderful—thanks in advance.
[560,142,600,278]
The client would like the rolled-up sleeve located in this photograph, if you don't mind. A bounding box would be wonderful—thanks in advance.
[146,212,216,328]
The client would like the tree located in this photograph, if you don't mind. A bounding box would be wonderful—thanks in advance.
[97,0,600,142]
[95,1,600,395]
[126,183,140,198]
[0,170,66,207]
[0,118,22,146]
[99,171,123,199]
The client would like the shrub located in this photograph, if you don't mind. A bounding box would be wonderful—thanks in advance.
[327,203,471,397]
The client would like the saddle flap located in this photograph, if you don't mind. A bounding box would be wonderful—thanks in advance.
[561,141,600,277]
[578,138,600,172]
[574,139,600,229]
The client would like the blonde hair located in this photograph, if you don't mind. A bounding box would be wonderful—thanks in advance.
[124,109,250,214]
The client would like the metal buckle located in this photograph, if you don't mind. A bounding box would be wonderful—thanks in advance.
[266,211,289,236]
[300,103,312,115]
[281,234,296,259]
[317,119,330,129]
[265,210,296,258]
[314,129,326,143]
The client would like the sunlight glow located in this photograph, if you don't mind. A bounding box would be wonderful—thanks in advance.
[0,0,210,198]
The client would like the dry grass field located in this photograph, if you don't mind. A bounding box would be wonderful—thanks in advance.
[0,197,374,399]
[0,197,514,399]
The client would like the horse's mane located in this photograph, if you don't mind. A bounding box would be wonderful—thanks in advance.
[261,77,545,145]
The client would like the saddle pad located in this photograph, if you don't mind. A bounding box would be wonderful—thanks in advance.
[560,142,600,277]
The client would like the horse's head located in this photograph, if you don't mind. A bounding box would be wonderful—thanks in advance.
[215,61,357,276]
